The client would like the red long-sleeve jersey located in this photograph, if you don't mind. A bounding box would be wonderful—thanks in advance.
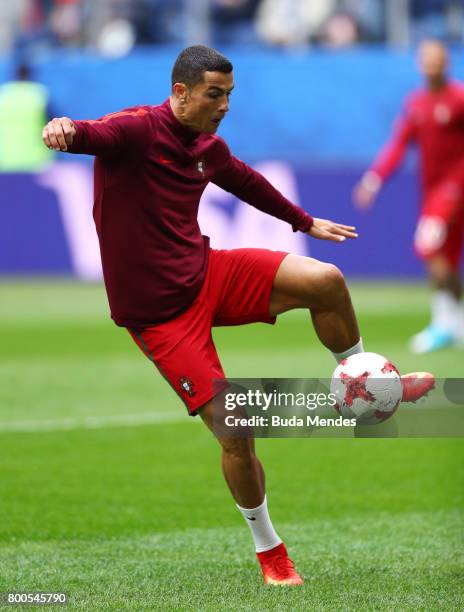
[68,99,313,327]
[370,81,464,194]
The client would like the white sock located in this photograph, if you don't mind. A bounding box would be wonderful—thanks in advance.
[237,495,282,553]
[431,290,458,333]
[332,337,364,363]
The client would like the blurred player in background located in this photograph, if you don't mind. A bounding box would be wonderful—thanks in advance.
[0,61,54,172]
[354,40,464,353]
[42,45,433,587]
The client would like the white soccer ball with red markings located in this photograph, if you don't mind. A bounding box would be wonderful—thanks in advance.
[330,352,402,425]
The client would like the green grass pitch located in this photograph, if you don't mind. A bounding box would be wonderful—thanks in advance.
[0,281,463,610]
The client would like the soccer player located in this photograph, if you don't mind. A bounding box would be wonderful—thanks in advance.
[354,40,464,353]
[43,46,433,586]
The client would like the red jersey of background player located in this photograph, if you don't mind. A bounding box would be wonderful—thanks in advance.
[354,40,464,355]
[370,81,464,196]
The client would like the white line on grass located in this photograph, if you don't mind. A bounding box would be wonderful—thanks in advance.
[0,402,438,435]
[0,411,191,433]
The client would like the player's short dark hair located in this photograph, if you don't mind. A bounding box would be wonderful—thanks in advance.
[171,46,233,89]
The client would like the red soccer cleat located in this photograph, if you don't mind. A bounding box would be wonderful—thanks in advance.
[257,543,304,586]
[401,372,435,403]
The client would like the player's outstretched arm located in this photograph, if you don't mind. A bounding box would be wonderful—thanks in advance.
[212,142,356,240]
[42,117,76,152]
[353,103,415,211]
[308,218,358,242]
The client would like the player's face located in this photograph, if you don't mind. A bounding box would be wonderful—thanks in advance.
[183,71,234,134]
[418,42,448,81]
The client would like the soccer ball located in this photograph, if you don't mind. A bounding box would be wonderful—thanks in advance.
[330,352,403,425]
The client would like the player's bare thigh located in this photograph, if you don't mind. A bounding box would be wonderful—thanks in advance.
[269,254,346,316]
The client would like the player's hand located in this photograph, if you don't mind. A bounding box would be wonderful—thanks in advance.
[307,218,358,243]
[353,182,376,209]
[42,117,76,152]
[353,172,381,210]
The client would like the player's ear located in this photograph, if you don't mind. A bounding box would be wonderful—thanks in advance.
[173,83,189,104]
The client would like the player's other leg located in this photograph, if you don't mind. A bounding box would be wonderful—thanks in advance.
[410,187,464,353]
[199,395,303,586]
[410,254,461,353]
[269,254,434,402]
[409,252,462,352]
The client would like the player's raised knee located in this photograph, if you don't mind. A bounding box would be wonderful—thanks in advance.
[310,262,347,302]
[323,262,345,286]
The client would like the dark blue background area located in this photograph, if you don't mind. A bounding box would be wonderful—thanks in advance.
[0,167,426,278]
[0,174,72,275]
[296,168,423,277]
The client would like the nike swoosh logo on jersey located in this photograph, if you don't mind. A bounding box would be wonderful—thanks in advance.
[160,155,174,164]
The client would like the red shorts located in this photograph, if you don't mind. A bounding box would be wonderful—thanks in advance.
[129,248,288,415]
[415,179,464,268]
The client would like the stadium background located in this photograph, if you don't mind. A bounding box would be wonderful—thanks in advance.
[1,2,463,610]
[4,48,464,278]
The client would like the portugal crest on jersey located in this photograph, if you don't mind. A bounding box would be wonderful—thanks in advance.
[197,159,205,176]
[179,376,196,397]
